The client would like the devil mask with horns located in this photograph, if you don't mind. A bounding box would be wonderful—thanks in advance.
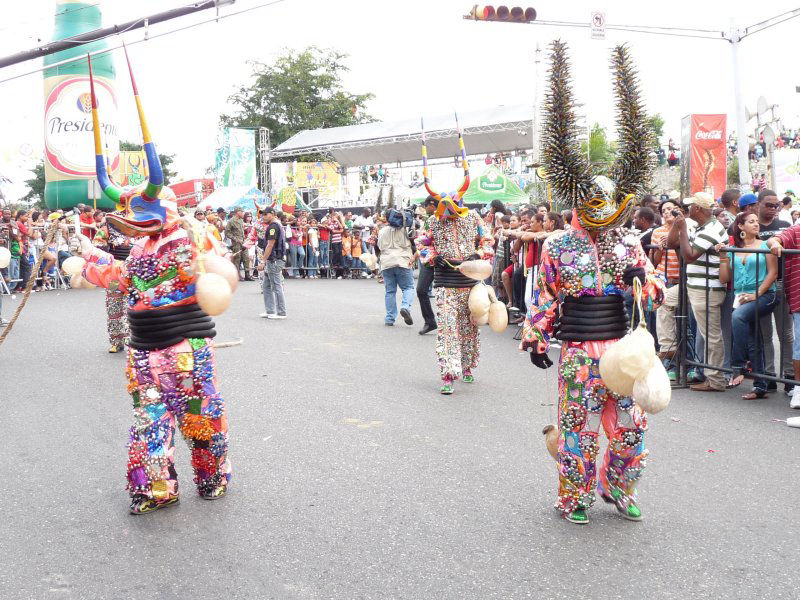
[89,48,177,238]
[541,41,654,232]
[421,115,471,221]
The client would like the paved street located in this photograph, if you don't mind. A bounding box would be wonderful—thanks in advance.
[0,278,798,599]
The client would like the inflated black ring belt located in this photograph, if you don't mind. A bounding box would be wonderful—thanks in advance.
[109,245,131,261]
[554,295,627,342]
[127,303,216,350]
[433,260,478,289]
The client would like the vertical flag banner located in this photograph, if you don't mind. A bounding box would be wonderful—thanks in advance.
[689,114,727,197]
[215,127,256,187]
[773,148,800,197]
[679,116,691,196]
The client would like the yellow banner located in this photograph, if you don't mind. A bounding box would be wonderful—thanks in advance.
[291,161,340,192]
[116,150,148,187]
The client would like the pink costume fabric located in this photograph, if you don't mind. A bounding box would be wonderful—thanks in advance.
[520,220,663,515]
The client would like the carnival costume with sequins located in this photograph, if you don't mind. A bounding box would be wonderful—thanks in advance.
[521,42,664,521]
[77,51,231,514]
[94,222,131,350]
[415,115,494,386]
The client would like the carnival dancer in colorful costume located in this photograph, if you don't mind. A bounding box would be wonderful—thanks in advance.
[520,42,664,524]
[93,218,131,352]
[416,116,494,395]
[71,51,232,514]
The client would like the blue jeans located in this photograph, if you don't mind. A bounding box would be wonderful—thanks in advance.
[8,257,19,291]
[319,240,329,268]
[262,259,286,315]
[306,245,318,276]
[289,244,305,277]
[731,290,777,392]
[382,266,414,323]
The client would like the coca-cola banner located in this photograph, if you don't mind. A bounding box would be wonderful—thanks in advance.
[689,114,727,198]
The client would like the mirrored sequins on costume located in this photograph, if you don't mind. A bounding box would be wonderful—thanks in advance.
[520,225,663,516]
[556,345,647,514]
[126,338,230,501]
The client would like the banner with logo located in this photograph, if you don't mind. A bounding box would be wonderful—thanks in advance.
[116,151,148,187]
[689,114,726,197]
[43,75,120,182]
[292,161,340,193]
[214,127,256,188]
[774,148,800,198]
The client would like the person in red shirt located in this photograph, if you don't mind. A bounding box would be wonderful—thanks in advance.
[15,210,33,289]
[79,205,96,238]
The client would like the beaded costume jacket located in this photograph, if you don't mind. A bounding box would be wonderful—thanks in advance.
[418,211,495,264]
[520,223,663,354]
[83,224,208,311]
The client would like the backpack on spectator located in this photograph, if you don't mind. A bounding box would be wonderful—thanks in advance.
[387,208,414,230]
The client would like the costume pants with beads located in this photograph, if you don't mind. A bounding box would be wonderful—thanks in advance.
[105,289,129,347]
[435,287,479,380]
[125,337,231,500]
[555,341,647,515]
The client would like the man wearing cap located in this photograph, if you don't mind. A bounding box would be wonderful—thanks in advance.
[259,208,287,319]
[665,191,730,391]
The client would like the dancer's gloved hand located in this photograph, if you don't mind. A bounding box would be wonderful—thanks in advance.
[434,256,458,268]
[530,351,553,369]
[68,233,93,257]
[622,265,646,287]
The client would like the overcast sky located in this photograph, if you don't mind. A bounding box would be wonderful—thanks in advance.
[1,0,798,201]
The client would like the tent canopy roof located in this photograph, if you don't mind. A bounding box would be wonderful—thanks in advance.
[272,105,533,168]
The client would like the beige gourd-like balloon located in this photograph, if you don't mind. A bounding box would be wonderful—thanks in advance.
[361,253,377,270]
[488,301,508,333]
[599,339,636,397]
[196,272,232,316]
[542,424,559,460]
[69,274,95,290]
[617,326,656,380]
[633,355,672,414]
[0,246,10,269]
[62,255,86,277]
[201,253,238,293]
[458,259,492,281]
[468,283,490,324]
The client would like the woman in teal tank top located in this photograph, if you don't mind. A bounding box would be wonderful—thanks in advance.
[718,213,778,398]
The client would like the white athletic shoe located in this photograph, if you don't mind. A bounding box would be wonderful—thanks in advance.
[259,313,275,318]
[787,416,800,428]
[790,387,800,409]
[268,314,287,320]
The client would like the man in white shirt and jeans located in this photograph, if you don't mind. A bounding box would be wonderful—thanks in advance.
[377,212,415,326]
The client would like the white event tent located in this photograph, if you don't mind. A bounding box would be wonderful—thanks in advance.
[271,104,535,167]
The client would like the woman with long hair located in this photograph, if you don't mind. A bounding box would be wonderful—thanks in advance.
[718,212,779,399]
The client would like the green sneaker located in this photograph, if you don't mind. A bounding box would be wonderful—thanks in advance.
[565,508,589,524]
[129,494,179,515]
[440,383,454,395]
[601,488,643,521]
[667,368,676,382]
[462,371,475,383]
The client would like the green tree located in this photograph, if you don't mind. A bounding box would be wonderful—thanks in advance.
[120,140,177,185]
[646,113,665,149]
[21,160,46,209]
[580,123,617,174]
[220,47,374,150]
[727,156,739,185]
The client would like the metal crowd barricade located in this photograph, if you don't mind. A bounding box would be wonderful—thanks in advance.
[678,244,800,390]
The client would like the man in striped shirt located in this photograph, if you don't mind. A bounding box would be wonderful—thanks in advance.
[667,192,730,391]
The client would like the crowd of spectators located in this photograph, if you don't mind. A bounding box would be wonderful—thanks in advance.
[4,182,800,409]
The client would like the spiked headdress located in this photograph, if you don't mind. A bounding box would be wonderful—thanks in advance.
[89,46,176,237]
[421,114,471,220]
[541,41,653,231]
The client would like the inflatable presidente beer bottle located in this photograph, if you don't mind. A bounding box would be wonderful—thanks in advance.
[44,0,119,210]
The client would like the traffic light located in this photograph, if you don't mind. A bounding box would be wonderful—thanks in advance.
[467,5,537,22]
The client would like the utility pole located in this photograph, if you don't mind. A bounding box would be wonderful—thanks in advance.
[531,43,541,164]
[728,21,752,190]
